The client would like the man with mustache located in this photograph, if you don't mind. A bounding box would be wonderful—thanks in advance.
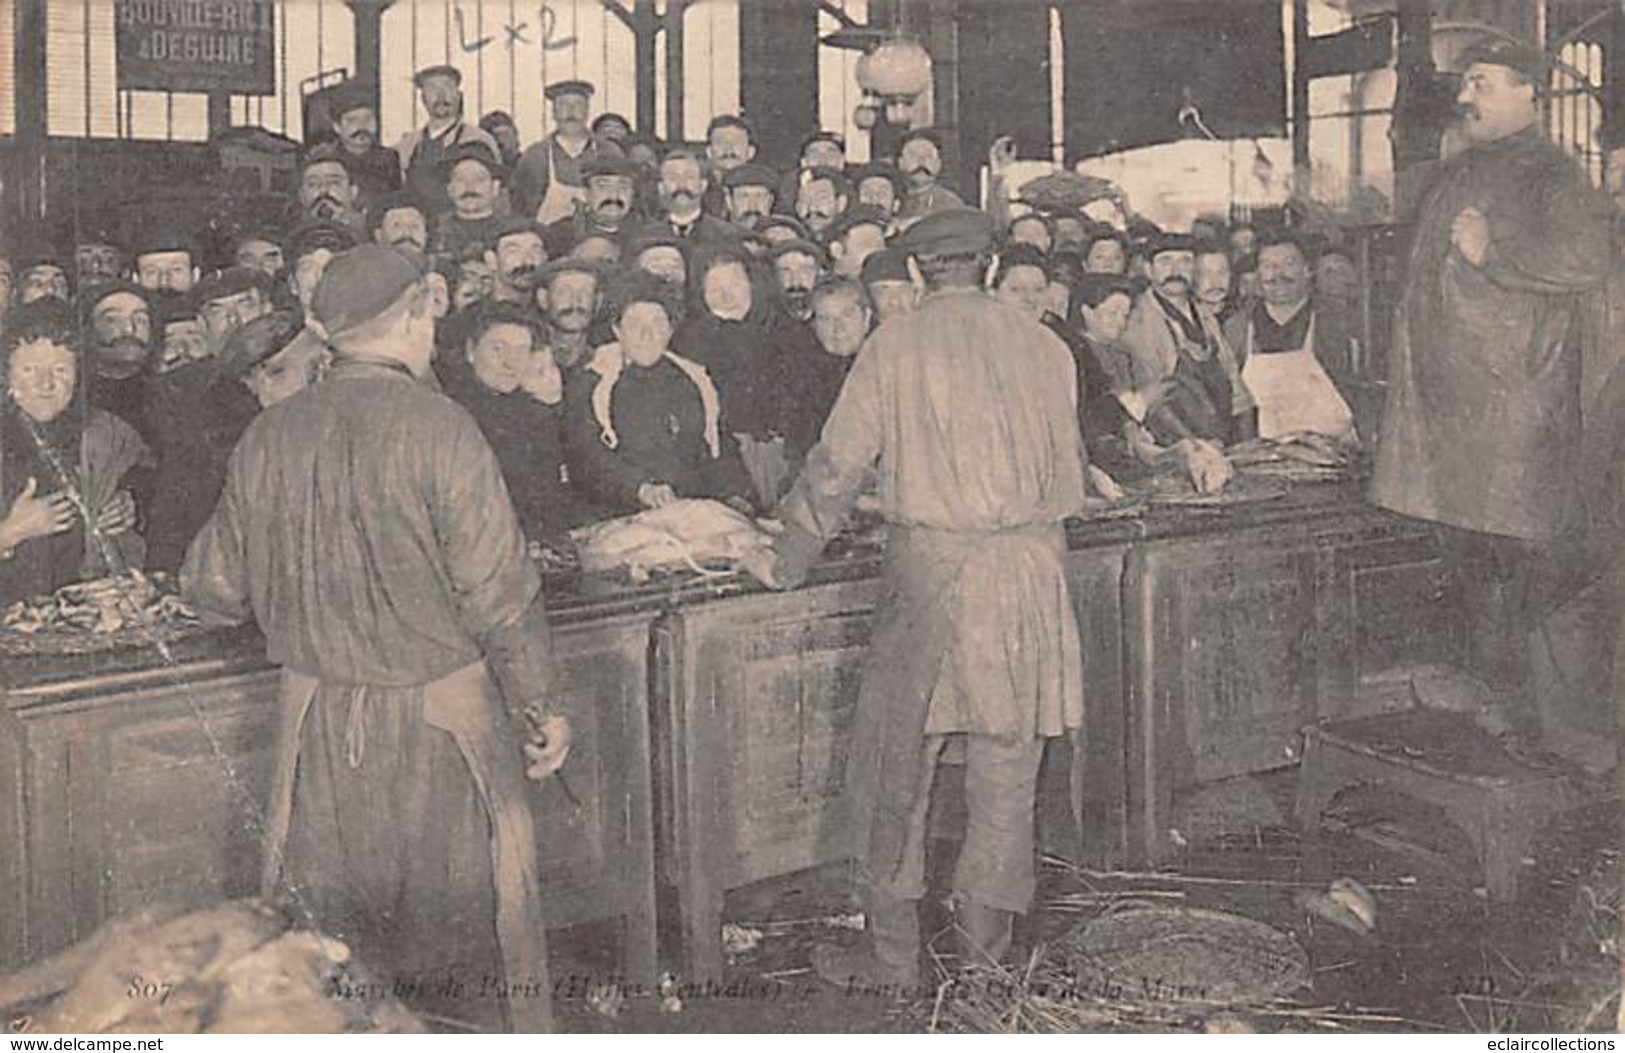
[130,224,200,296]
[370,193,430,254]
[431,143,511,262]
[895,128,965,225]
[721,163,778,232]
[851,162,906,227]
[534,256,603,373]
[296,146,368,242]
[1371,40,1616,766]
[513,80,623,226]
[327,80,402,207]
[1221,228,1355,444]
[73,223,124,287]
[394,65,500,217]
[703,115,758,216]
[769,239,826,324]
[83,281,157,436]
[636,149,742,248]
[1121,232,1244,446]
[543,155,639,257]
[486,217,550,307]
[793,167,851,241]
[229,227,287,287]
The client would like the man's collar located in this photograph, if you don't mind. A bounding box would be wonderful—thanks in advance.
[1152,289,1193,318]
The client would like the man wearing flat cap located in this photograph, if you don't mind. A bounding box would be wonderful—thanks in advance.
[483,216,550,307]
[1371,37,1618,763]
[430,142,511,261]
[721,163,778,232]
[543,153,640,255]
[1120,230,1250,448]
[534,255,604,372]
[327,80,403,206]
[743,207,1090,985]
[296,145,370,242]
[513,79,624,226]
[182,244,568,1032]
[395,64,501,217]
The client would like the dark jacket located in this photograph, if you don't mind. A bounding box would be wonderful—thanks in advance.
[563,354,750,518]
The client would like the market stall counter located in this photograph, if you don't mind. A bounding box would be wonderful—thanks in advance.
[0,480,1458,991]
[0,590,663,988]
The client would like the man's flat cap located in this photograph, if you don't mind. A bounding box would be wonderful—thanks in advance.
[413,64,462,87]
[768,238,829,267]
[440,141,505,177]
[545,79,595,101]
[824,205,892,243]
[894,207,994,257]
[191,266,271,311]
[488,215,551,245]
[722,163,779,191]
[1459,38,1547,83]
[757,215,812,242]
[85,279,152,313]
[536,256,604,286]
[1141,230,1196,258]
[329,79,374,117]
[219,310,303,380]
[310,244,427,340]
[287,221,360,261]
[583,154,641,181]
[130,223,198,260]
[860,247,911,285]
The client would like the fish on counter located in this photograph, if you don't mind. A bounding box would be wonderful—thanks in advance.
[1,572,196,638]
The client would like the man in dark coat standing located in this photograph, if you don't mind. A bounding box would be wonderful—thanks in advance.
[1370,39,1616,741]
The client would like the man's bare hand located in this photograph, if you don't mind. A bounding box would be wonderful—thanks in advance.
[96,489,137,536]
[737,538,782,590]
[522,711,572,781]
[638,482,677,509]
[1451,206,1490,268]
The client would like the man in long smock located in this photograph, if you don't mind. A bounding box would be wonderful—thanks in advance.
[743,208,1089,986]
[1370,39,1615,740]
[181,245,570,1032]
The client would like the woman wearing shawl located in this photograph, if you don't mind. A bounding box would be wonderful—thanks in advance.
[673,245,789,510]
[564,272,751,517]
[0,300,152,605]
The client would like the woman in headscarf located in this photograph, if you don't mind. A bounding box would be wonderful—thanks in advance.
[0,300,153,605]
[673,244,788,510]
[565,271,752,518]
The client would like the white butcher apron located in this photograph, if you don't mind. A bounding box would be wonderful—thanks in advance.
[1241,313,1355,441]
[534,139,589,226]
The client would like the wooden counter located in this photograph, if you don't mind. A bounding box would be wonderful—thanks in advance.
[0,481,1460,988]
[650,483,1459,980]
[0,607,663,985]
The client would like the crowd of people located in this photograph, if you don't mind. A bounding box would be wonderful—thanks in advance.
[2,33,1617,1033]
[0,63,1368,608]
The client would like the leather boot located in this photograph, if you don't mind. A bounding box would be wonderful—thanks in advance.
[810,894,920,991]
[954,899,1014,966]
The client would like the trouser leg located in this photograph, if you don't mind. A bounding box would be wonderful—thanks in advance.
[953,733,1047,914]
[1443,528,1539,735]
